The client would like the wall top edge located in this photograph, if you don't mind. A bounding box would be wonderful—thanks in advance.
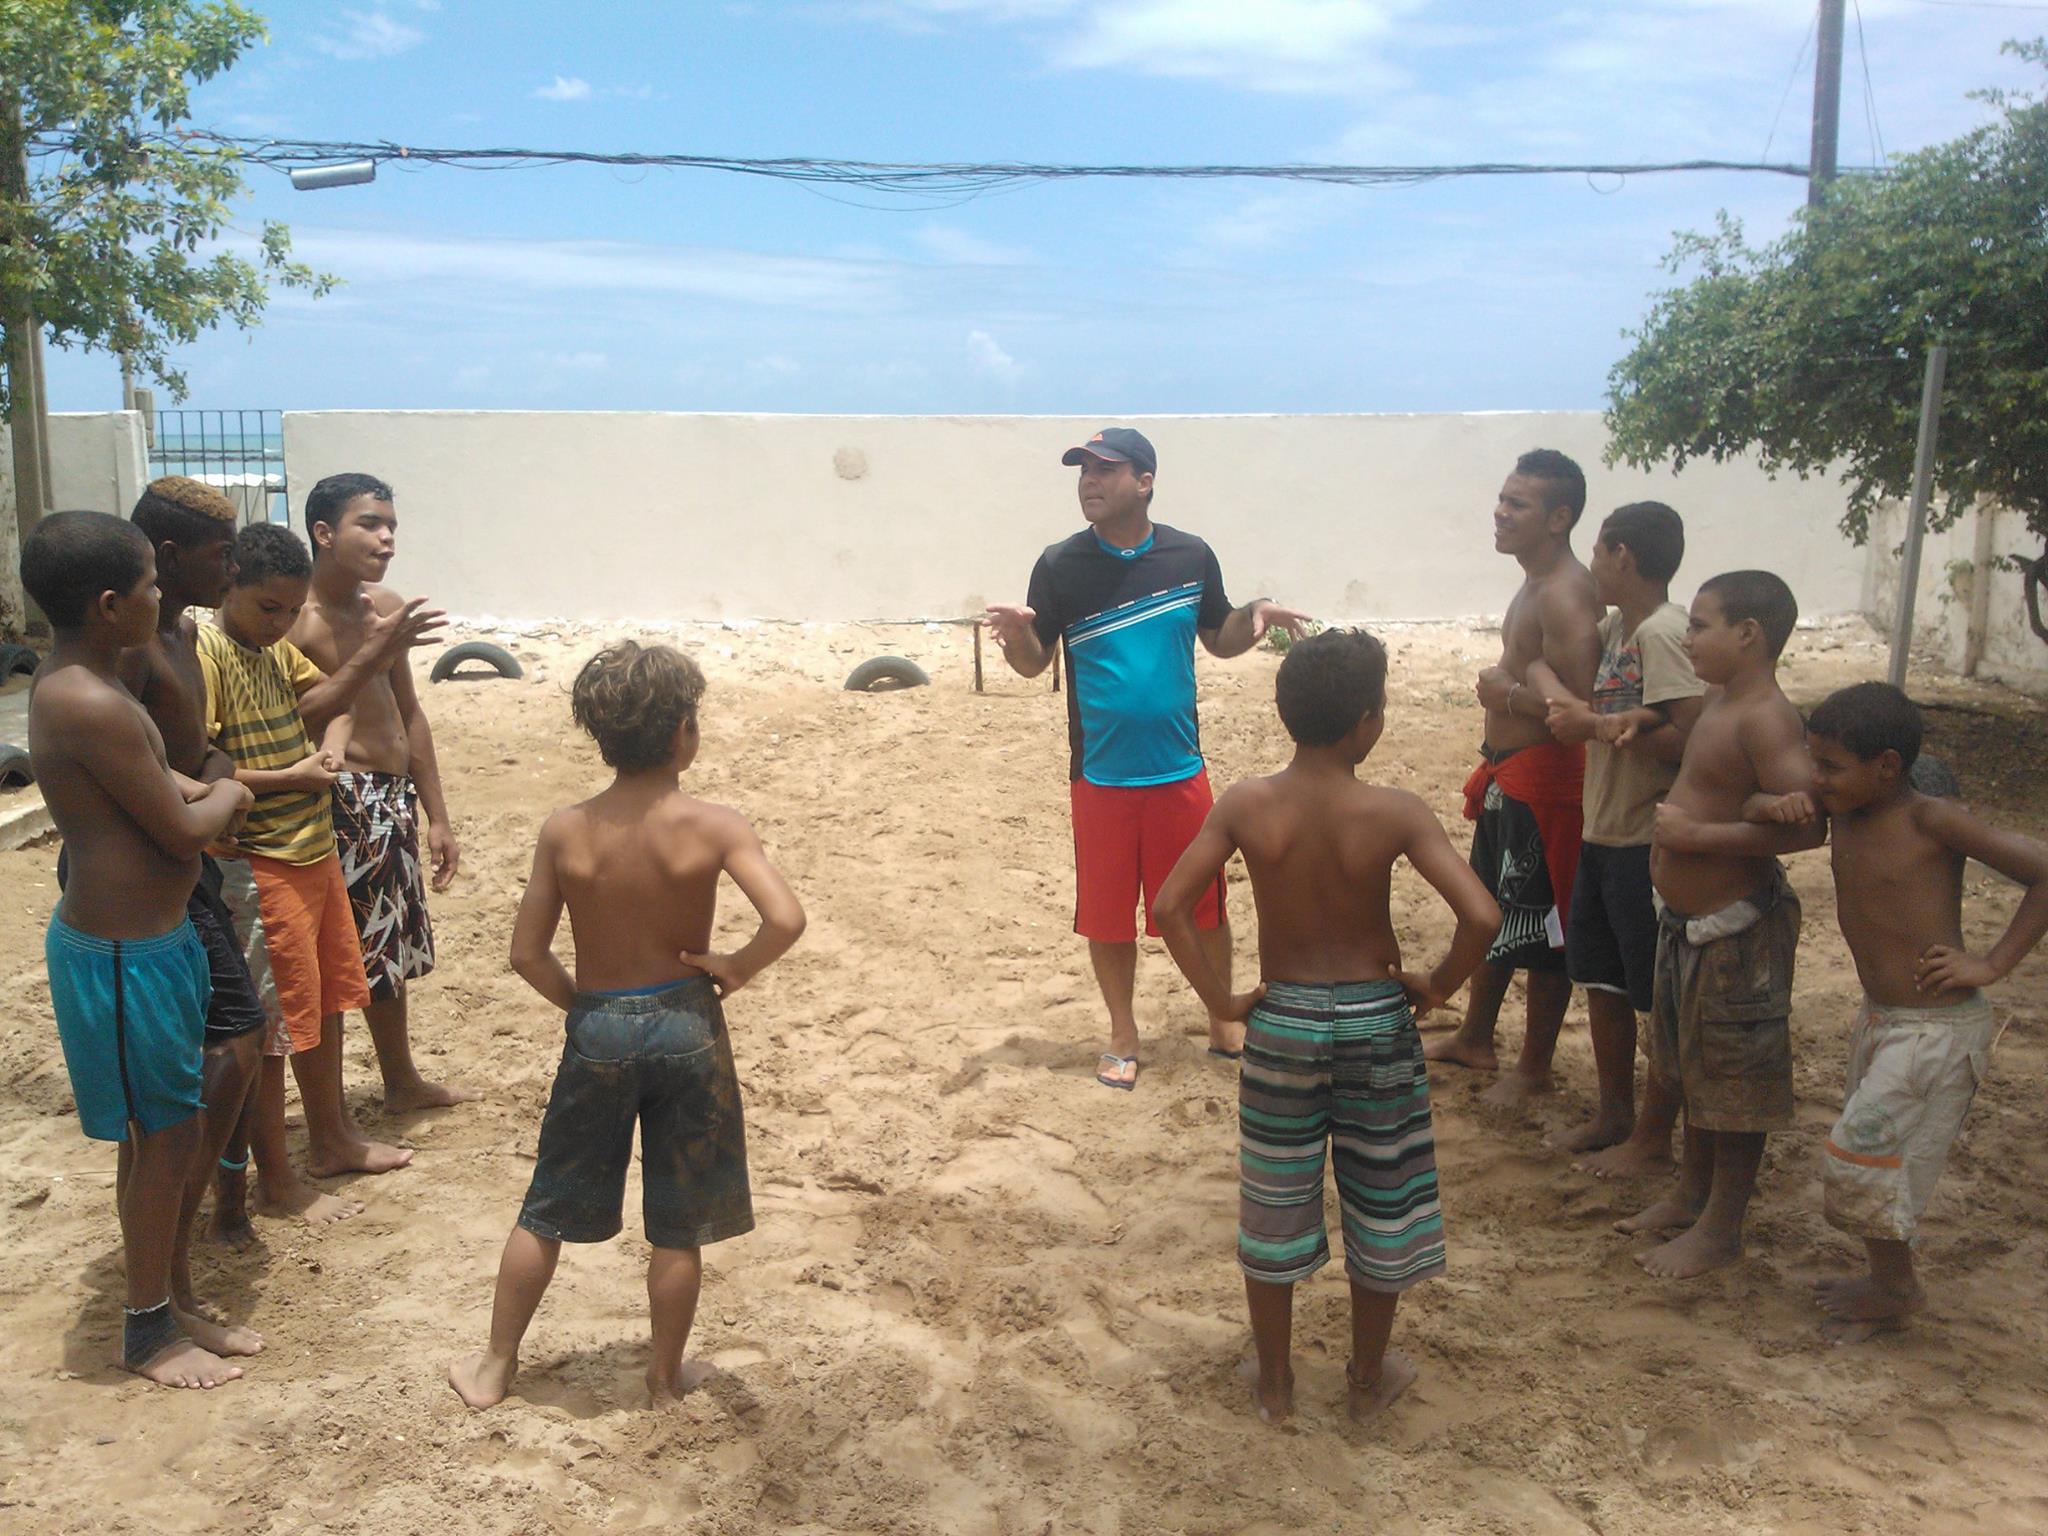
[278,408,1601,423]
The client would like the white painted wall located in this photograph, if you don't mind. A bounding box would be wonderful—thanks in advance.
[283,410,1873,629]
[48,411,148,519]
[1865,501,2048,696]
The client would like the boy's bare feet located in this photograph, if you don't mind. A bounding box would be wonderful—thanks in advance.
[1813,1273,1924,1323]
[448,1351,517,1410]
[173,1303,265,1358]
[384,1078,480,1113]
[647,1358,715,1407]
[257,1177,365,1225]
[1346,1351,1417,1423]
[207,1173,260,1249]
[307,1138,413,1178]
[132,1337,244,1389]
[1422,1034,1497,1071]
[1575,1140,1676,1180]
[1479,1069,1550,1108]
[1554,1110,1633,1156]
[1613,1194,1700,1235]
[1636,1225,1742,1279]
[1251,1368,1294,1426]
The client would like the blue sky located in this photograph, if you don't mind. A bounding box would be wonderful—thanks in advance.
[42,0,2042,416]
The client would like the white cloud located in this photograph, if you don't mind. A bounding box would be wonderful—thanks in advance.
[291,228,897,311]
[914,226,1034,266]
[838,0,1425,94]
[750,354,803,376]
[453,363,492,387]
[314,9,426,61]
[532,77,663,103]
[968,328,1021,379]
[537,350,609,374]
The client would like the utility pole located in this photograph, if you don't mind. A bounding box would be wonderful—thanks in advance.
[2,90,52,636]
[1887,347,1948,690]
[1808,0,1846,206]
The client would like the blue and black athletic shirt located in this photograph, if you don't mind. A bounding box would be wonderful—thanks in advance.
[1026,523,1234,786]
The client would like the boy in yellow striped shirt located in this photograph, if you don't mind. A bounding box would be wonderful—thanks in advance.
[199,524,412,1219]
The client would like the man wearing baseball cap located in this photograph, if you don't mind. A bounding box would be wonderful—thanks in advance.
[986,427,1311,1091]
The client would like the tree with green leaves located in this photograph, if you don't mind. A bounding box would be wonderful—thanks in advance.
[1,0,331,416]
[1605,40,2048,647]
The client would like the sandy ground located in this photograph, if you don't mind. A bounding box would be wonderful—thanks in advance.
[1,615,2045,1536]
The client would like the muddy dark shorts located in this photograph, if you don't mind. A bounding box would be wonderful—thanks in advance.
[518,978,755,1251]
[1648,871,1802,1134]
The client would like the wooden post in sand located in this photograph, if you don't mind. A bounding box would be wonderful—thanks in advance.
[972,621,984,693]
[1887,345,1948,690]
[1051,645,1062,693]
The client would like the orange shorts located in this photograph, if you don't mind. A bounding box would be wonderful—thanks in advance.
[248,853,373,1055]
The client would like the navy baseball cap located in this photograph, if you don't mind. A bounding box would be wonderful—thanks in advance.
[1061,427,1156,476]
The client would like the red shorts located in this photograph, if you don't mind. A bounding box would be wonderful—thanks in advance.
[1070,769,1225,944]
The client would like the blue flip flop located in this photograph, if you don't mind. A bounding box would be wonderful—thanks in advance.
[1096,1053,1139,1091]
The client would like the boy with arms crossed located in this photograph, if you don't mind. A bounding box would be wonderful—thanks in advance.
[23,512,254,1386]
[1538,502,1704,1169]
[1156,630,1499,1425]
[450,643,804,1410]
[1425,450,1603,1108]
[289,472,466,1113]
[1623,571,1813,1278]
[200,524,414,1223]
[111,479,271,1292]
[1754,683,2048,1339]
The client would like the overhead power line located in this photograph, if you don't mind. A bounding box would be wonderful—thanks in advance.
[25,130,1850,205]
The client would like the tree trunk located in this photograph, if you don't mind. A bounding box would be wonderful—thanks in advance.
[0,424,21,640]
[2024,549,2048,647]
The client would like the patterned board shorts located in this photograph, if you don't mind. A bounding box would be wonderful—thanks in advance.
[1238,979,1447,1293]
[333,771,437,1002]
[1470,779,1568,974]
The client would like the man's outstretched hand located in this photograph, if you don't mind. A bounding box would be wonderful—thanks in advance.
[983,603,1038,651]
[1248,600,1313,644]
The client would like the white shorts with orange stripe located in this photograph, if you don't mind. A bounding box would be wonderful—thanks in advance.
[1823,991,1996,1242]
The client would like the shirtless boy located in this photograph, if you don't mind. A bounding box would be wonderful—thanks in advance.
[1156,629,1499,1426]
[201,524,417,1221]
[1538,502,1704,1169]
[110,479,277,1283]
[1763,683,2048,1339]
[22,511,255,1387]
[289,472,467,1112]
[1622,571,1813,1279]
[1425,450,1602,1108]
[451,642,804,1410]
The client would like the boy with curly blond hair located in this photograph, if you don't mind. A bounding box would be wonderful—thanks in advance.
[450,642,805,1410]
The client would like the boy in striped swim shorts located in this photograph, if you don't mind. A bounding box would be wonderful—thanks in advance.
[1157,629,1501,1426]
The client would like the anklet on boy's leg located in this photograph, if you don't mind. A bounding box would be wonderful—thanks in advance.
[218,1155,249,1172]
[122,1299,185,1369]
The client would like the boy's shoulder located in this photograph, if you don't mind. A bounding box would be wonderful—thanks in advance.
[29,659,137,746]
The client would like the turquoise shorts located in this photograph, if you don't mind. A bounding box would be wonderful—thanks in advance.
[46,913,211,1142]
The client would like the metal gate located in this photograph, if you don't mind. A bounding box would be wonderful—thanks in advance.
[145,409,287,526]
